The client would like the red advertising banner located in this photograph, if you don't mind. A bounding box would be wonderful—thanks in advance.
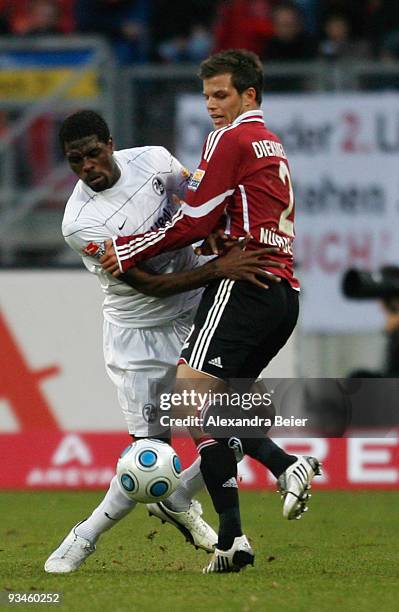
[1,432,398,490]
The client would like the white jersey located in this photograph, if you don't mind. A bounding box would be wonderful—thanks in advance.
[62,146,202,328]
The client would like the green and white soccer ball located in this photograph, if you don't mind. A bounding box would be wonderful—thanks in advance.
[116,439,182,503]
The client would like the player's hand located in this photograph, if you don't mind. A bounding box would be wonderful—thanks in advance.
[194,228,240,256]
[99,239,121,277]
[214,244,285,289]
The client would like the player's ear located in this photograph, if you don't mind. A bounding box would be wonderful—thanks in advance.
[108,137,114,152]
[243,87,257,106]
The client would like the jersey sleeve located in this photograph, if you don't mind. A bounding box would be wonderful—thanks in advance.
[113,130,240,272]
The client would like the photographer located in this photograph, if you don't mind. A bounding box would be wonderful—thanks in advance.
[380,271,399,377]
[343,265,399,377]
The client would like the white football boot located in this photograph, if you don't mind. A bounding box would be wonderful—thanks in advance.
[203,535,254,574]
[277,456,322,520]
[44,523,95,573]
[147,499,217,552]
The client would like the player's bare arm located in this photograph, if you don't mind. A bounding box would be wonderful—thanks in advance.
[106,241,285,293]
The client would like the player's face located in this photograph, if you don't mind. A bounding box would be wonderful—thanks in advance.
[203,73,255,129]
[64,135,120,192]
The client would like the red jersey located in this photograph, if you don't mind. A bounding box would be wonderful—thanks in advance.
[114,109,300,290]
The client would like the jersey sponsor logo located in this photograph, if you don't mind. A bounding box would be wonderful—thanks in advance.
[187,168,205,191]
[152,177,165,196]
[82,242,106,259]
[181,167,191,178]
[252,139,287,160]
[150,203,174,231]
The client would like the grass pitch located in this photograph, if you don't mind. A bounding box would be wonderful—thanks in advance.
[0,490,398,612]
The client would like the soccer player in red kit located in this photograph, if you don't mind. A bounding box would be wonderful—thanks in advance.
[101,50,321,573]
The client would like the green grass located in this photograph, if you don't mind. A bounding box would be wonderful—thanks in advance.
[0,491,398,612]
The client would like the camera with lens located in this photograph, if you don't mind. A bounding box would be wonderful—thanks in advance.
[342,266,399,313]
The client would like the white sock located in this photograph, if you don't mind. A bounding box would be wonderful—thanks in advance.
[75,475,136,543]
[164,457,204,512]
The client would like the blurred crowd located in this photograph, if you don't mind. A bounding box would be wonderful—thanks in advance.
[0,1,399,65]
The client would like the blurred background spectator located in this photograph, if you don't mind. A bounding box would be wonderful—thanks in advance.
[7,0,74,35]
[74,0,150,64]
[1,0,399,65]
[292,0,320,36]
[363,0,399,59]
[0,0,10,33]
[13,0,60,36]
[150,0,215,63]
[262,1,318,62]
[319,11,370,61]
[213,0,274,57]
[321,1,365,40]
[380,31,399,62]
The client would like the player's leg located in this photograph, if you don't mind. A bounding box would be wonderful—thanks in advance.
[176,279,258,572]
[148,311,207,512]
[228,285,300,478]
[44,321,214,573]
[146,450,217,551]
[125,320,216,550]
[180,276,319,555]
[44,474,136,573]
[179,277,298,489]
[45,322,143,573]
[44,443,214,573]
[227,281,321,518]
[174,364,255,573]
[163,456,203,510]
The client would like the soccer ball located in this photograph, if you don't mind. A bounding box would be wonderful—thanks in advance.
[116,439,182,503]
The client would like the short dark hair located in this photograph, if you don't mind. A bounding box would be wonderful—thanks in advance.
[59,110,110,151]
[199,49,264,104]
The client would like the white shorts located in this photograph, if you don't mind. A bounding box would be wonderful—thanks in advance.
[103,310,194,437]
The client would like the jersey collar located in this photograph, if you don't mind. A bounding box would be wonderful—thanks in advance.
[233,109,264,125]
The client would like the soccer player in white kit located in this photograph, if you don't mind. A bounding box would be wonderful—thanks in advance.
[45,110,276,573]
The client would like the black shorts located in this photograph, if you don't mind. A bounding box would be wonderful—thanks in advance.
[179,278,299,385]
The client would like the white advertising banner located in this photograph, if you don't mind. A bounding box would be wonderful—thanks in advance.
[0,271,294,434]
[176,93,399,332]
